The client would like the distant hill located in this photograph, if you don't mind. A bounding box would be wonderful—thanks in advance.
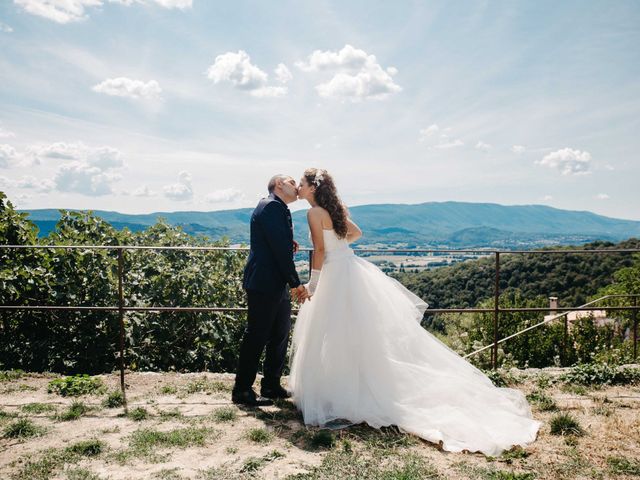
[19,201,640,248]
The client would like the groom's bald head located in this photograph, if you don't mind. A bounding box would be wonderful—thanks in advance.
[268,174,293,193]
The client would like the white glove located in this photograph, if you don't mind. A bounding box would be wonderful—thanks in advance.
[305,269,321,296]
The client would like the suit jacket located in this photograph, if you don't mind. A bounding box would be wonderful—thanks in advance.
[242,193,301,293]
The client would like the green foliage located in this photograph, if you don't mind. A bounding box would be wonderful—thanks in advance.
[560,362,640,386]
[3,418,46,438]
[310,430,335,449]
[246,427,273,443]
[127,407,149,421]
[21,402,56,414]
[526,391,557,411]
[47,375,106,396]
[102,390,125,408]
[607,456,640,475]
[211,406,237,423]
[56,400,90,421]
[1,193,247,374]
[66,438,106,456]
[549,413,584,436]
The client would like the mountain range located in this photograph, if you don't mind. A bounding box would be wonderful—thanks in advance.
[20,201,640,248]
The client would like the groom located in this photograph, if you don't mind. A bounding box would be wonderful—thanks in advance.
[232,174,309,407]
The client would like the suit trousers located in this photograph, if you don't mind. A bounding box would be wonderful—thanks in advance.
[234,288,291,392]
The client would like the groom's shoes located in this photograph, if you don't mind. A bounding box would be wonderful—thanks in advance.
[260,384,291,399]
[231,389,273,407]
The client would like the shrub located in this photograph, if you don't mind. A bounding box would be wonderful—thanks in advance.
[102,390,125,408]
[3,418,45,438]
[549,413,584,436]
[47,375,106,397]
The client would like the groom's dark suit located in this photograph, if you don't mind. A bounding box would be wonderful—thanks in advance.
[234,192,301,394]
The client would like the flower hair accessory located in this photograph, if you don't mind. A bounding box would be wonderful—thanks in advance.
[313,170,325,187]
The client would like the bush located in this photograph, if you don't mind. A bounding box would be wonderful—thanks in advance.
[549,413,584,436]
[3,418,45,438]
[66,439,105,456]
[102,390,125,408]
[48,375,106,396]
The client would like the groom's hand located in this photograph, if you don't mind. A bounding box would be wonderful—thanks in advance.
[292,240,300,254]
[291,285,309,303]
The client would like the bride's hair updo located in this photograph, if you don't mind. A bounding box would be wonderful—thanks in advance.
[304,168,349,239]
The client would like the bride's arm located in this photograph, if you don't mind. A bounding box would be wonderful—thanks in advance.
[307,207,325,270]
[346,217,362,243]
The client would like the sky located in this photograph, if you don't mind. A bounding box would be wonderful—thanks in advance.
[0,0,639,220]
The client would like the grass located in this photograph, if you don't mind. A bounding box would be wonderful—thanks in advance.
[11,440,106,480]
[309,429,335,449]
[240,450,285,473]
[127,406,150,421]
[454,462,536,480]
[549,413,585,436]
[3,418,46,439]
[66,438,106,456]
[56,401,90,421]
[0,369,25,382]
[65,467,105,480]
[526,390,557,411]
[211,406,237,423]
[111,426,219,463]
[183,377,232,395]
[284,450,440,479]
[245,427,273,444]
[607,456,640,475]
[102,390,125,408]
[21,403,57,414]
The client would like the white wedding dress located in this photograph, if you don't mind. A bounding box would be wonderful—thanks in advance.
[289,229,541,456]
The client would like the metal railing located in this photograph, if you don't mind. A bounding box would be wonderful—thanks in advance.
[1,244,639,410]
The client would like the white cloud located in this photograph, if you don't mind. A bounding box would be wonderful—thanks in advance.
[163,171,193,200]
[92,77,162,100]
[434,139,464,150]
[54,161,121,196]
[19,141,127,196]
[206,50,287,98]
[512,145,526,154]
[14,0,191,23]
[0,126,15,138]
[274,63,292,84]
[132,184,157,197]
[537,147,592,176]
[475,141,492,152]
[149,0,192,9]
[0,175,55,192]
[14,0,102,24]
[297,44,401,101]
[595,193,610,200]
[542,195,553,201]
[0,144,19,168]
[0,21,13,33]
[207,50,267,89]
[250,86,287,98]
[419,124,439,140]
[204,187,244,204]
[29,141,88,160]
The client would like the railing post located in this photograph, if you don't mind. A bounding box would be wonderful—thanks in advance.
[562,314,569,367]
[493,251,500,370]
[117,248,128,413]
[633,295,638,361]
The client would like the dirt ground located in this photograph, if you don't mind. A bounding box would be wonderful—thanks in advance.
[1,368,639,479]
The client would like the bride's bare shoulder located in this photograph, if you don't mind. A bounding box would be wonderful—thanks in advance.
[307,206,329,218]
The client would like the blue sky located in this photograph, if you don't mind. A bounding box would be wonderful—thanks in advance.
[1,0,639,220]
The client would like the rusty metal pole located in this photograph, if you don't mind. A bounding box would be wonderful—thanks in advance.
[633,296,638,360]
[563,314,568,367]
[117,248,128,413]
[308,249,313,279]
[493,252,500,370]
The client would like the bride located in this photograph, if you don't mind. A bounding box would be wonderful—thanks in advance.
[288,167,541,456]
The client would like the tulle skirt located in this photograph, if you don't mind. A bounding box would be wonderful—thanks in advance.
[289,250,541,456]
